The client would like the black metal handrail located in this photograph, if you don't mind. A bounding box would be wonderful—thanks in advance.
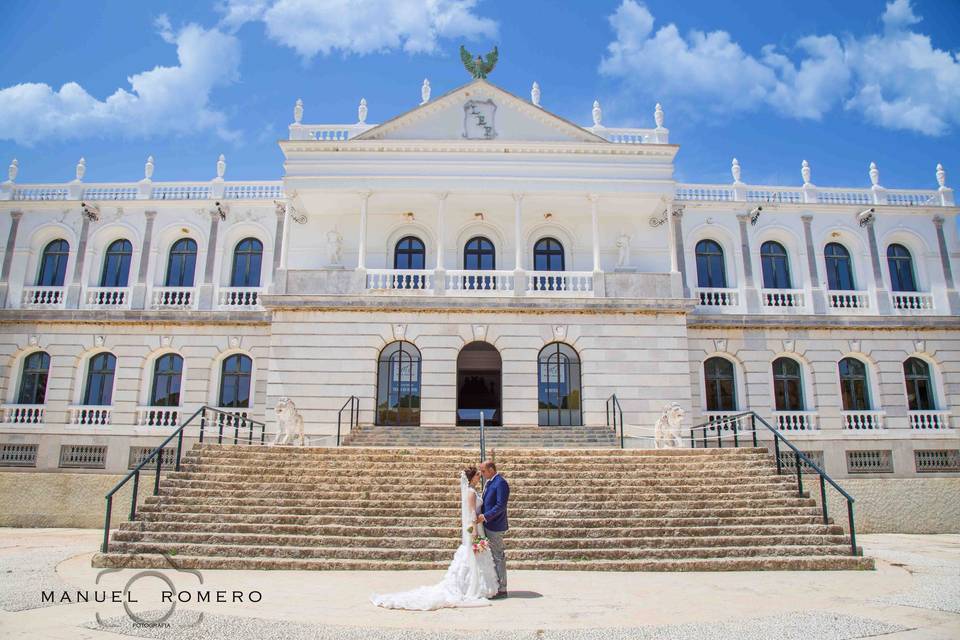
[100,406,266,553]
[479,411,486,462]
[688,411,860,556]
[336,396,359,446]
[605,394,625,448]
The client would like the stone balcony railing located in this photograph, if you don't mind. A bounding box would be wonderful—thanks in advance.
[696,287,740,308]
[0,179,284,202]
[842,410,886,431]
[890,291,935,312]
[761,288,805,309]
[135,406,181,427]
[1,404,45,425]
[773,411,818,432]
[85,286,130,309]
[827,291,871,311]
[909,410,952,430]
[151,286,196,309]
[218,287,263,310]
[68,405,112,426]
[675,182,954,207]
[22,286,65,308]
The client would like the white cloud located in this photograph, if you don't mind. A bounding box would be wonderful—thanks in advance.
[0,21,241,146]
[599,0,960,136]
[218,0,497,59]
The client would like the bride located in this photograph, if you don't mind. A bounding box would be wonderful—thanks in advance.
[371,466,500,610]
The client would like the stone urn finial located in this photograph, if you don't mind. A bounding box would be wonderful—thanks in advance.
[936,163,946,189]
[7,158,17,183]
[654,102,664,128]
[421,79,431,105]
[358,98,368,124]
[144,155,154,180]
[801,159,811,186]
[531,81,541,107]
[592,100,602,127]
[216,154,226,180]
[731,158,742,184]
[294,98,303,124]
[75,157,86,182]
[869,161,880,187]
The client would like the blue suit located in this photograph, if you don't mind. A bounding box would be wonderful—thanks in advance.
[480,474,509,532]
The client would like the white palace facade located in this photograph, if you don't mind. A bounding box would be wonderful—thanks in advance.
[0,76,958,481]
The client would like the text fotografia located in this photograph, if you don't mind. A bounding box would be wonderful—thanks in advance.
[43,590,262,604]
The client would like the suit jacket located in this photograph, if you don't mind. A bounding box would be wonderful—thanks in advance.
[480,474,510,532]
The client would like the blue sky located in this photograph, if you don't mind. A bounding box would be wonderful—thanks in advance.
[1,0,958,190]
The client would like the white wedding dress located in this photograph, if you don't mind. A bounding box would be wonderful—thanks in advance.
[370,472,500,610]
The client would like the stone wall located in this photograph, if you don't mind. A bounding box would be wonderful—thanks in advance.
[811,477,960,534]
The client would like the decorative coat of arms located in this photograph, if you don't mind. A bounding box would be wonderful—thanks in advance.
[463,99,497,140]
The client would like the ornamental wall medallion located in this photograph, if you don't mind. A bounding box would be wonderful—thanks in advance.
[713,338,727,353]
[849,339,861,353]
[552,325,567,341]
[393,324,407,341]
[472,324,488,342]
[463,99,497,140]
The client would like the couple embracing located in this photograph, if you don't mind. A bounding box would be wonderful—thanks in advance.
[371,460,510,610]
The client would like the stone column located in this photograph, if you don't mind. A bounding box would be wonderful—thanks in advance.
[933,215,960,313]
[65,215,91,309]
[513,194,525,296]
[736,214,759,312]
[197,210,220,310]
[589,194,601,273]
[0,211,23,307]
[671,206,688,297]
[433,193,448,295]
[863,218,891,314]
[272,203,287,294]
[801,214,826,313]
[357,191,370,270]
[130,210,156,309]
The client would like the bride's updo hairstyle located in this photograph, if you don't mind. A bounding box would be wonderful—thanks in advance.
[462,466,478,482]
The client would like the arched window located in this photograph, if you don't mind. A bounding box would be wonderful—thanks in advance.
[376,341,421,426]
[165,238,198,287]
[887,244,917,292]
[17,352,50,404]
[903,357,935,411]
[100,239,133,287]
[150,354,183,407]
[537,342,582,426]
[394,236,425,270]
[838,357,871,411]
[463,236,496,290]
[695,240,727,288]
[37,239,70,287]
[218,354,252,408]
[533,238,565,271]
[230,238,262,287]
[703,357,736,411]
[83,353,116,405]
[772,357,804,411]
[760,241,791,289]
[824,242,855,290]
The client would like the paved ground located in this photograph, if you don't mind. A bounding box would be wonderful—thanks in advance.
[0,528,956,639]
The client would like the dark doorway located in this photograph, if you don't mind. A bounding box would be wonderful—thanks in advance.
[456,342,502,426]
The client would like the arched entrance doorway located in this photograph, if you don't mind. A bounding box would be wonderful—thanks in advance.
[456,342,501,426]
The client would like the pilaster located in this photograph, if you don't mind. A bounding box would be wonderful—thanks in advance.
[65,216,91,309]
[0,210,23,307]
[736,214,759,313]
[197,210,220,311]
[801,214,826,313]
[130,210,156,309]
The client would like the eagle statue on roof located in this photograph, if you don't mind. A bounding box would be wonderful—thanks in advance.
[460,45,498,79]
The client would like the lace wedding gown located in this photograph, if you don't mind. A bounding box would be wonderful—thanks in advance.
[370,472,500,610]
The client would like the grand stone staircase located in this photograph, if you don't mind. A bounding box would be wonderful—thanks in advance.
[342,424,618,448]
[92,445,873,571]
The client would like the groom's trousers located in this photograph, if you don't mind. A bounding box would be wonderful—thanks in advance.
[486,529,507,592]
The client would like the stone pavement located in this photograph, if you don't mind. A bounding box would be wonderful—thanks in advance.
[0,528,956,639]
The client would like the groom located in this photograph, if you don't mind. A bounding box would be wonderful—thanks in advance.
[477,460,509,599]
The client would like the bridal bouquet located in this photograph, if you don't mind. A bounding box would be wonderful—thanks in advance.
[472,536,489,554]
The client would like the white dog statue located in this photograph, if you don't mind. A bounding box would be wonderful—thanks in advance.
[272,397,305,446]
[654,403,685,449]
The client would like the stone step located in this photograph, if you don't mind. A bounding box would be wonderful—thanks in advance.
[112,530,848,551]
[120,520,840,538]
[92,552,872,572]
[134,512,830,528]
[101,540,855,562]
[188,445,769,459]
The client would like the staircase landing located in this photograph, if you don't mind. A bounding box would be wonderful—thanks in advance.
[342,424,619,448]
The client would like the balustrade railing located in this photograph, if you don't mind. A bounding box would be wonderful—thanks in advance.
[761,288,804,308]
[68,405,112,426]
[890,291,934,312]
[773,410,818,431]
[218,287,262,309]
[22,286,65,308]
[696,287,740,307]
[909,410,952,430]
[85,287,130,308]
[1,404,45,424]
[526,271,593,293]
[11,186,69,201]
[136,406,182,427]
[444,270,515,293]
[151,184,211,200]
[366,269,434,292]
[842,410,885,431]
[675,185,734,201]
[746,188,803,204]
[151,286,195,309]
[828,291,870,310]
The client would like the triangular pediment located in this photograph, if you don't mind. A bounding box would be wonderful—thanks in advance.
[353,79,607,144]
